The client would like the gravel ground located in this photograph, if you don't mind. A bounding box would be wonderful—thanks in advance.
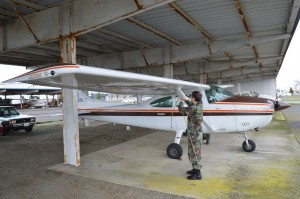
[0,123,191,199]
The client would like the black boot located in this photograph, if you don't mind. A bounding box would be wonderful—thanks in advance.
[186,169,195,174]
[186,169,201,175]
[187,169,202,180]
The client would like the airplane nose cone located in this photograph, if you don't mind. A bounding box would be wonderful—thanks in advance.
[274,101,290,111]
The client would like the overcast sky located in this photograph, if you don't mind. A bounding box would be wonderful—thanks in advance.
[276,22,300,89]
[0,24,299,89]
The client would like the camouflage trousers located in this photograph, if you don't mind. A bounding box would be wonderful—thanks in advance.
[187,129,202,170]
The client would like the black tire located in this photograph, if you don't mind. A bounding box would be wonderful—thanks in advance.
[0,127,8,136]
[203,134,210,144]
[25,127,33,132]
[0,130,5,136]
[242,140,256,152]
[166,143,183,159]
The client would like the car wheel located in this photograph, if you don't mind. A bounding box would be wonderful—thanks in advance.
[25,127,33,132]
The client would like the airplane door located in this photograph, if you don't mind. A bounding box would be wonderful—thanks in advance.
[204,88,238,133]
[148,96,173,131]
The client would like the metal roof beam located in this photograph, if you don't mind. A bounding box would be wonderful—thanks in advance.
[0,51,57,62]
[15,47,60,57]
[207,68,276,79]
[170,57,281,75]
[176,68,276,81]
[87,34,289,69]
[0,55,49,66]
[0,0,174,52]
[127,17,181,45]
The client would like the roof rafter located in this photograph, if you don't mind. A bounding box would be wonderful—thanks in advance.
[233,0,262,68]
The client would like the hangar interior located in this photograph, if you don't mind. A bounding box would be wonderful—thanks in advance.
[0,0,299,166]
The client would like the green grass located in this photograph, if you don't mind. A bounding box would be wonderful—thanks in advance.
[280,95,300,105]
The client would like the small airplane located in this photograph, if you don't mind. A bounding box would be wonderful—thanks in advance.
[0,82,61,108]
[4,64,290,159]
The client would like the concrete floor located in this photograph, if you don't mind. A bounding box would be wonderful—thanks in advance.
[19,107,62,122]
[50,110,300,199]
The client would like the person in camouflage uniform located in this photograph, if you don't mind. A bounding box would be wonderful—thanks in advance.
[178,91,203,180]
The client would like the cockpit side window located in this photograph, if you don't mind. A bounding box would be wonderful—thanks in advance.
[205,85,233,103]
[150,96,173,107]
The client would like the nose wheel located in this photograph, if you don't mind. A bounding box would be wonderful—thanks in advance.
[242,133,256,152]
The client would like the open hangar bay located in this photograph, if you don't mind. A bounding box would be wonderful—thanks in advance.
[0,0,300,198]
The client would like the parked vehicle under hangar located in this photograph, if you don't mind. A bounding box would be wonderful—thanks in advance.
[0,106,36,136]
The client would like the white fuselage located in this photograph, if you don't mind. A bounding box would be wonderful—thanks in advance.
[78,92,274,134]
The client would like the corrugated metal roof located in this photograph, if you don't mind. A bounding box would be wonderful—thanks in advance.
[0,0,298,84]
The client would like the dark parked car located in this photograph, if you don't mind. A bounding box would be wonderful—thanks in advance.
[0,106,35,136]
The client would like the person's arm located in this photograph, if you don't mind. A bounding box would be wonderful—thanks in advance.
[176,87,193,114]
[178,99,192,115]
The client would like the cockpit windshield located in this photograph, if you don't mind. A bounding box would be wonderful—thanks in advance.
[205,85,234,103]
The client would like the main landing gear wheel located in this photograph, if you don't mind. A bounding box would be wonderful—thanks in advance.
[166,143,183,159]
[242,140,256,152]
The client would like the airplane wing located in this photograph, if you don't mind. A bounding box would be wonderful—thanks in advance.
[216,84,234,88]
[4,64,210,95]
[0,82,60,95]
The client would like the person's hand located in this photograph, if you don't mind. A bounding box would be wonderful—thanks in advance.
[181,98,189,101]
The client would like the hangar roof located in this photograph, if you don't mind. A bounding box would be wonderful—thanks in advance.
[0,0,299,84]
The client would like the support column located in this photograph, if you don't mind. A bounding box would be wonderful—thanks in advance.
[60,36,76,64]
[46,95,49,108]
[137,95,142,104]
[20,95,22,109]
[217,79,222,85]
[164,64,173,78]
[60,36,80,166]
[83,90,89,127]
[237,83,241,92]
[199,63,207,84]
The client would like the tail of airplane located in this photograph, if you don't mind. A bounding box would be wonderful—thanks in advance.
[77,90,124,108]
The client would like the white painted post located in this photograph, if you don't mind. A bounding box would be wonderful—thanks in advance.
[137,95,142,104]
[60,36,80,166]
[83,90,89,127]
[62,76,80,166]
[20,95,22,109]
[237,83,241,92]
[46,95,48,108]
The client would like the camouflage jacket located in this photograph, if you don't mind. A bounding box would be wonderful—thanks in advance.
[178,100,203,131]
